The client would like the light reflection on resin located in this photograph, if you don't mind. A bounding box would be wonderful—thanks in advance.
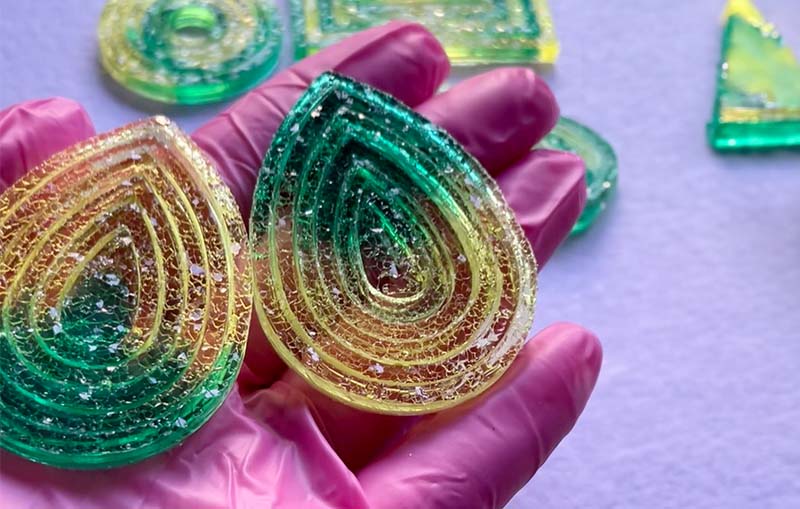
[0,118,251,468]
[250,73,537,415]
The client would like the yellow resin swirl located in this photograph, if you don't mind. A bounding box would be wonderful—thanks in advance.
[0,117,251,468]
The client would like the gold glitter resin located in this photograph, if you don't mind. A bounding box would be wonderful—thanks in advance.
[250,73,537,415]
[0,117,251,468]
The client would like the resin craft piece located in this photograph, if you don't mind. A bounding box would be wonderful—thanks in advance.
[708,0,800,150]
[250,73,537,415]
[536,117,617,235]
[0,117,251,469]
[291,0,559,65]
[98,0,282,104]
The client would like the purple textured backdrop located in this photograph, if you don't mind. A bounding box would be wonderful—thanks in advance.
[1,1,799,507]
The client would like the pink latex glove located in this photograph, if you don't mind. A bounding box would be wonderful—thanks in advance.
[0,23,601,509]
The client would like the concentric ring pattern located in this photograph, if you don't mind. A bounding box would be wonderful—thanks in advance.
[98,0,282,104]
[0,117,251,468]
[250,73,537,414]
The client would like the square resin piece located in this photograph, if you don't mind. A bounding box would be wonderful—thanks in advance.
[291,0,559,64]
[250,73,537,415]
[0,118,251,469]
[708,0,800,150]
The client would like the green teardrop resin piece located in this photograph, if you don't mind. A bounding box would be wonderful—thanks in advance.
[249,72,537,414]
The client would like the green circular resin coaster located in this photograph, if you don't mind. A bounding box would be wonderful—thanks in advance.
[537,117,618,235]
[98,0,282,104]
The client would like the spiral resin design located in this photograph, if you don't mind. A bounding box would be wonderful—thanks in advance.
[250,73,537,414]
[98,0,281,104]
[0,117,251,468]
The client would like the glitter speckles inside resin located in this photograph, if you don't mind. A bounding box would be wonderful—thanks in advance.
[250,73,537,414]
[98,0,282,104]
[291,0,558,65]
[0,118,251,469]
[708,0,800,150]
[536,117,617,235]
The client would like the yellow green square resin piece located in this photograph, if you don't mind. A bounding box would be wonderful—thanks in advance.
[708,0,800,151]
[250,73,537,415]
[98,0,282,105]
[291,0,559,65]
[0,118,251,469]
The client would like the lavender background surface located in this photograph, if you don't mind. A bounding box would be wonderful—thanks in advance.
[1,1,799,507]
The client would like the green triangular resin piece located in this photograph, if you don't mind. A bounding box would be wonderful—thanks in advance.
[536,117,617,235]
[708,0,800,151]
[249,73,537,414]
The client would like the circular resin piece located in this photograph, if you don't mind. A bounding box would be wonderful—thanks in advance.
[536,116,618,235]
[250,73,537,415]
[0,117,251,468]
[98,0,282,104]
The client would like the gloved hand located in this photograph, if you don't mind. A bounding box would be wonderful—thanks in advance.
[0,22,602,509]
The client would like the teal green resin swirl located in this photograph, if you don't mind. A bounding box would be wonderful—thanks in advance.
[249,73,537,414]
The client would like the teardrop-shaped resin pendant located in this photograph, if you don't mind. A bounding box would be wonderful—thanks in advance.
[250,73,537,415]
[0,117,251,469]
[708,0,800,150]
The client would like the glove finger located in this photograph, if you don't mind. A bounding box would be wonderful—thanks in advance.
[281,150,585,470]
[358,323,602,509]
[416,67,558,174]
[496,149,586,267]
[192,21,449,221]
[0,98,95,193]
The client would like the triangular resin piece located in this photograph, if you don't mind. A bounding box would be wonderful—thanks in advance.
[291,0,559,64]
[708,0,800,150]
[536,117,617,235]
[0,118,251,469]
[250,73,537,415]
